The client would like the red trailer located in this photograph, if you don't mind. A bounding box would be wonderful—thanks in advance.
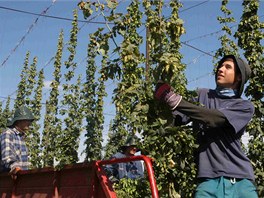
[0,155,159,198]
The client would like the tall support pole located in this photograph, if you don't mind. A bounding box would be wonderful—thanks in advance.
[145,26,150,81]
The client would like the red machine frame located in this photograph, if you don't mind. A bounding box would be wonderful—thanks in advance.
[0,155,159,198]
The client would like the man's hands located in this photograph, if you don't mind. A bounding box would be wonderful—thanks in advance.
[154,81,172,101]
[154,81,182,110]
[10,167,21,180]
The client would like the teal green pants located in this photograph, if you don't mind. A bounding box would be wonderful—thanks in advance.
[195,176,258,198]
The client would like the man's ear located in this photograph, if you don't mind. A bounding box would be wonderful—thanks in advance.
[236,73,242,82]
[234,73,242,89]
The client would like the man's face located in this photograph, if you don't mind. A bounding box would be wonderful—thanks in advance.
[216,58,241,89]
[15,120,32,133]
[126,146,137,156]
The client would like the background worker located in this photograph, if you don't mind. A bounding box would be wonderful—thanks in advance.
[106,135,144,181]
[0,106,35,179]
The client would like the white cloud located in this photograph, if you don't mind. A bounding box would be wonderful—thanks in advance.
[43,80,62,90]
[44,81,52,89]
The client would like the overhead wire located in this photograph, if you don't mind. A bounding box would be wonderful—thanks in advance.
[182,50,216,85]
[2,1,261,103]
[183,14,264,44]
[182,42,214,57]
[187,72,213,84]
[0,95,116,117]
[137,0,213,57]
[0,5,112,25]
[7,1,121,110]
[0,0,218,103]
[7,8,104,98]
[21,1,124,116]
[0,1,57,68]
[183,14,264,85]
[1,2,263,63]
[180,0,210,13]
[0,1,214,64]
[3,0,124,98]
[34,8,264,94]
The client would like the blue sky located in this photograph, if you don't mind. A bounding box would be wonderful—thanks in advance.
[2,0,262,105]
[0,0,263,158]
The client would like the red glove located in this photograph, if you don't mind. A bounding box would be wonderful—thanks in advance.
[155,81,182,110]
[155,82,172,101]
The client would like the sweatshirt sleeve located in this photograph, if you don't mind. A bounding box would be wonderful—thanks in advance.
[174,99,228,128]
[217,100,254,133]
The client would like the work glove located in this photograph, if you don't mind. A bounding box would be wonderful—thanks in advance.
[154,81,182,110]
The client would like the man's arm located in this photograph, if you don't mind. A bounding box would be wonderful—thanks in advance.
[176,99,227,128]
[155,82,228,129]
[0,131,21,172]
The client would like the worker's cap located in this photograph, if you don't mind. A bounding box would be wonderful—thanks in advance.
[121,135,140,152]
[7,106,35,127]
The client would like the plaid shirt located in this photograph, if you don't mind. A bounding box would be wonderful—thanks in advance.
[0,127,30,172]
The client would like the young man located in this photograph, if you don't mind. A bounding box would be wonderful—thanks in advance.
[106,135,144,181]
[155,55,258,197]
[0,106,35,179]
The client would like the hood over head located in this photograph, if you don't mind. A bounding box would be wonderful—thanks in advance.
[216,55,251,97]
